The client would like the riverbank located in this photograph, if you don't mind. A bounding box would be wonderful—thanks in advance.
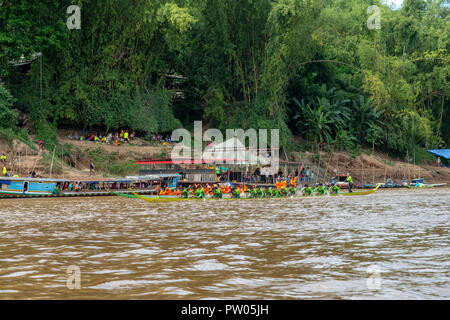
[0,132,449,184]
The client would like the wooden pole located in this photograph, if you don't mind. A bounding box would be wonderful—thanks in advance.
[414,149,416,179]
[361,156,364,186]
[49,147,56,178]
[322,144,335,183]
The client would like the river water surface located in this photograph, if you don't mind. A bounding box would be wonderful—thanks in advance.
[0,188,449,299]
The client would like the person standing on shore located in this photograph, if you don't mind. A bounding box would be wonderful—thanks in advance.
[89,160,95,176]
[1,153,6,163]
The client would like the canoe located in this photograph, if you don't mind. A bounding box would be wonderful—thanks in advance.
[406,183,447,189]
[125,184,381,203]
[329,183,381,196]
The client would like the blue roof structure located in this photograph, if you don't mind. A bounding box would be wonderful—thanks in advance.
[427,149,450,160]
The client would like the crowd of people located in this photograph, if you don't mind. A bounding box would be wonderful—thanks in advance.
[157,179,344,200]
[68,129,135,146]
[148,134,173,143]
[67,130,176,145]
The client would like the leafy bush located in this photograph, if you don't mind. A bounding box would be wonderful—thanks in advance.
[35,121,59,150]
[0,84,17,128]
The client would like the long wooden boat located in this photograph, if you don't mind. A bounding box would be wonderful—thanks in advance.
[330,183,381,196]
[0,175,179,199]
[124,184,382,203]
[406,183,447,189]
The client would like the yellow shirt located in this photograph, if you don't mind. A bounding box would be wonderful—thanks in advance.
[2,167,6,174]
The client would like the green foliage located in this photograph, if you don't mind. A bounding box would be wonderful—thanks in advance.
[35,121,58,150]
[412,147,436,165]
[0,0,448,160]
[87,147,138,176]
[0,83,17,128]
[108,161,139,176]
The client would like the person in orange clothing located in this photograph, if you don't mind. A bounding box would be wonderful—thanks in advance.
[291,176,298,187]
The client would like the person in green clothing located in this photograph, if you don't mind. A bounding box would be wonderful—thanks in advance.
[346,173,353,193]
[183,187,190,198]
[259,188,266,198]
[289,186,297,196]
[233,188,240,199]
[267,187,273,198]
[301,184,313,196]
[273,188,280,198]
[250,188,258,198]
[214,187,223,199]
[314,183,327,195]
[280,186,288,197]
[329,184,340,194]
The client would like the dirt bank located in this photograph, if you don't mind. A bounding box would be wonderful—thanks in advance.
[0,135,172,179]
[1,135,449,184]
[291,151,450,185]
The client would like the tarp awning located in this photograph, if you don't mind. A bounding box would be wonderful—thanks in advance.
[427,149,450,160]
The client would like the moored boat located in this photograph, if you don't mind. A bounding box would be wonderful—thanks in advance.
[0,174,180,198]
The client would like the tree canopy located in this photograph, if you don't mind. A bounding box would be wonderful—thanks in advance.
[1,0,448,155]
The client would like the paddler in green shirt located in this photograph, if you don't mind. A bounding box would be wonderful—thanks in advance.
[273,188,280,198]
[280,186,288,197]
[301,184,313,196]
[314,183,327,195]
[214,187,223,199]
[289,186,297,196]
[195,187,205,199]
[183,187,190,198]
[329,184,340,194]
[259,188,266,198]
[346,174,353,193]
[267,187,273,198]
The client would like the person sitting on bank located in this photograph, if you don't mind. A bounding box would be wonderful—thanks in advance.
[1,153,6,163]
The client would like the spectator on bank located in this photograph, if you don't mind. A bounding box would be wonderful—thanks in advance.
[89,160,95,176]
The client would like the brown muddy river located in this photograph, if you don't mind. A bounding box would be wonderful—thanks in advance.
[0,188,449,299]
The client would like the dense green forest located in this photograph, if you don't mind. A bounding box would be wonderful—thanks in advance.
[0,0,448,157]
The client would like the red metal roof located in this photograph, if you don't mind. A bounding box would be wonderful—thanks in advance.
[135,158,303,165]
[135,158,250,165]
